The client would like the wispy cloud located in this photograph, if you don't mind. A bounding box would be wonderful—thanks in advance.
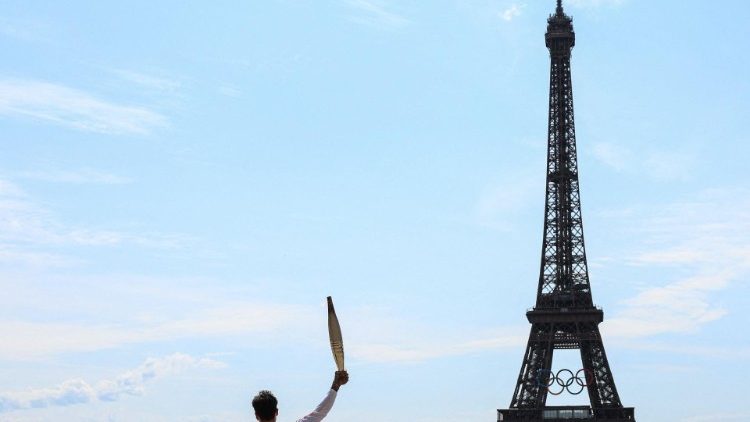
[641,149,697,181]
[500,4,524,21]
[591,142,632,172]
[681,412,750,422]
[345,307,526,363]
[0,303,313,360]
[0,281,524,364]
[590,141,697,181]
[623,342,750,360]
[0,18,52,43]
[217,85,242,98]
[0,79,166,134]
[567,0,626,8]
[110,69,181,93]
[0,247,77,267]
[17,168,131,185]
[345,0,409,29]
[0,178,183,249]
[349,331,526,363]
[602,188,750,339]
[475,170,543,231]
[605,273,730,338]
[628,363,697,374]
[0,354,224,413]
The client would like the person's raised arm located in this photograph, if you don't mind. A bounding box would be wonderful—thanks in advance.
[296,371,349,422]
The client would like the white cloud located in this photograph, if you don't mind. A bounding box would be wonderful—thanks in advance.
[590,141,696,181]
[623,343,750,360]
[184,413,245,422]
[349,331,526,363]
[0,303,312,360]
[681,412,750,422]
[641,149,696,181]
[591,142,632,172]
[604,273,730,338]
[218,85,242,98]
[96,354,225,401]
[17,169,132,185]
[3,187,728,363]
[344,307,526,363]
[475,170,543,231]
[500,4,523,21]
[0,247,77,267]
[0,79,166,134]
[111,69,181,93]
[628,363,697,374]
[0,282,525,364]
[0,178,185,255]
[345,0,409,29]
[0,354,224,413]
[0,18,51,43]
[0,179,23,196]
[601,189,750,339]
[566,0,626,8]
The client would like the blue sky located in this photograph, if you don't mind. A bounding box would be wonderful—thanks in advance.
[0,0,748,421]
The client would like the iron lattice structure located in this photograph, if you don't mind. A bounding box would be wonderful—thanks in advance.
[498,2,634,421]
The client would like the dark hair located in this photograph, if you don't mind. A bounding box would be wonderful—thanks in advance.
[252,390,278,421]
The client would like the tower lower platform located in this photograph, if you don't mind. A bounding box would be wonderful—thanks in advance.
[498,406,635,421]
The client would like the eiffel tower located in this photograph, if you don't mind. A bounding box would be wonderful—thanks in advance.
[498,1,634,421]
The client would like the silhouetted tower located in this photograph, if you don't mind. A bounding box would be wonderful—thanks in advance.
[498,1,635,421]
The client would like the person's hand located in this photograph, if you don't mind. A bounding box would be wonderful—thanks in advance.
[331,370,349,391]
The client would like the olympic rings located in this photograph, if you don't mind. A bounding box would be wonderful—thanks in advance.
[534,368,594,395]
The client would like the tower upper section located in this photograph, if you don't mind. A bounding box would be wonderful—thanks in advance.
[546,1,575,58]
[535,0,592,309]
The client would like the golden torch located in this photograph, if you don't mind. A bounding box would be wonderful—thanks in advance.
[326,296,345,371]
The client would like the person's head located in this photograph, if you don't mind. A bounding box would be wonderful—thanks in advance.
[252,390,278,422]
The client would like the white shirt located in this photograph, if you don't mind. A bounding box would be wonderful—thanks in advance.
[296,389,338,422]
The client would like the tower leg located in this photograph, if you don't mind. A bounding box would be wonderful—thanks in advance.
[579,325,625,410]
[510,323,554,409]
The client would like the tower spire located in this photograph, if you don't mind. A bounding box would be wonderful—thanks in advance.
[557,0,563,15]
